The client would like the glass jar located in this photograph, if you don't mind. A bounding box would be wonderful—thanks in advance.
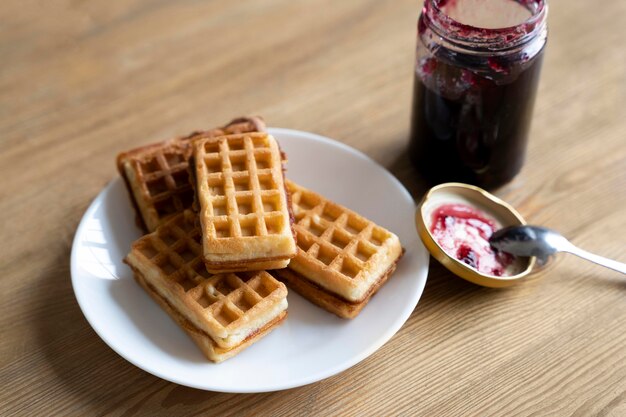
[409,0,548,189]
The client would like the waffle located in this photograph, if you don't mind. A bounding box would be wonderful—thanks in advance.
[124,210,288,363]
[117,116,265,232]
[272,181,404,319]
[191,132,297,273]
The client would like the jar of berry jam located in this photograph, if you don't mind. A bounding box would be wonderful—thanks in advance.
[409,0,548,189]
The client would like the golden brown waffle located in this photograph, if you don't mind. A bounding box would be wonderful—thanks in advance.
[272,181,404,319]
[191,132,297,273]
[117,116,265,232]
[124,210,288,362]
[133,272,287,363]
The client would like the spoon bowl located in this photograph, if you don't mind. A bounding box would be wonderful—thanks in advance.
[490,225,626,274]
[489,226,568,263]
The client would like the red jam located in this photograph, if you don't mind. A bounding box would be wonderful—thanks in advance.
[430,203,513,276]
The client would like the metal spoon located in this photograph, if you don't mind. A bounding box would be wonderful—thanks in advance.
[489,225,626,274]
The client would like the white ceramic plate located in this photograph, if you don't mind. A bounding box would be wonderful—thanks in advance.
[71,128,429,393]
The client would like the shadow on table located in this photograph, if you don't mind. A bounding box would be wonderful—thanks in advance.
[386,150,431,202]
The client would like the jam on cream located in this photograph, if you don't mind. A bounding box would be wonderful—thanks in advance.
[430,203,514,276]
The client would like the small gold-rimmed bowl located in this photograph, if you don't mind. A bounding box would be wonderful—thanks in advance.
[416,183,536,288]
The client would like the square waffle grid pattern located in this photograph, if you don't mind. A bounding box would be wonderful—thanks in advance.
[195,133,289,241]
[288,182,395,286]
[132,144,194,225]
[134,212,285,336]
[119,116,266,231]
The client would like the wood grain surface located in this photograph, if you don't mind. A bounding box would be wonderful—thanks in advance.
[1,0,625,415]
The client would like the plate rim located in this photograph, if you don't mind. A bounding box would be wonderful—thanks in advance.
[70,128,428,393]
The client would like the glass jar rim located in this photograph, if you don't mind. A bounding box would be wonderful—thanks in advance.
[425,0,547,49]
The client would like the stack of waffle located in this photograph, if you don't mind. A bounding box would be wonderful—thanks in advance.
[117,117,265,232]
[125,210,288,363]
[190,132,297,273]
[272,181,403,319]
[119,117,404,362]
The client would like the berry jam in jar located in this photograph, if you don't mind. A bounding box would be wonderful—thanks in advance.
[409,0,548,189]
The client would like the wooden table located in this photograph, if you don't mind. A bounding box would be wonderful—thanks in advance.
[2,0,625,415]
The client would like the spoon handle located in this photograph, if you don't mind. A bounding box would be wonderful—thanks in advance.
[565,245,626,275]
